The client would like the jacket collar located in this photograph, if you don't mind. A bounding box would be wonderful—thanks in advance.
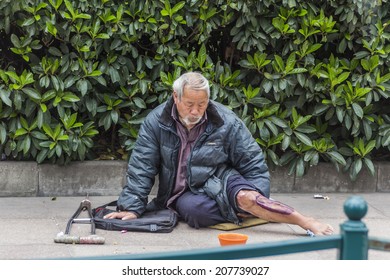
[160,97,224,129]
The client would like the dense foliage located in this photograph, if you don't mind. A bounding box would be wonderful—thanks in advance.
[1,0,390,181]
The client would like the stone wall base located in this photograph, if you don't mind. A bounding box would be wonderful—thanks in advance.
[1,160,389,197]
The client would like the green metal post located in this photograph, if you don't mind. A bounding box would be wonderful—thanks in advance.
[338,195,369,260]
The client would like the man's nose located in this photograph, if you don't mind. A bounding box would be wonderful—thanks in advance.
[190,107,200,115]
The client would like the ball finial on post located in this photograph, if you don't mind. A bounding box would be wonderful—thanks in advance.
[343,195,368,221]
[339,195,369,259]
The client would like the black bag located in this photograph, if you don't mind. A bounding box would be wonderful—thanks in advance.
[92,201,178,233]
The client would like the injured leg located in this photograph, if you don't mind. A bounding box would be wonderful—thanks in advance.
[236,190,334,236]
[255,194,294,215]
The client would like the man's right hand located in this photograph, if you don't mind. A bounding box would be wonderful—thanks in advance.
[103,211,138,220]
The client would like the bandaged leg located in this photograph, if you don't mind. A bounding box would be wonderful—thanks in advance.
[255,194,294,215]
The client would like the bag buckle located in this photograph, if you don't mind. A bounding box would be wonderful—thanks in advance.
[150,224,158,232]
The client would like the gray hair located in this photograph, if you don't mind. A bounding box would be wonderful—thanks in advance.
[172,72,210,100]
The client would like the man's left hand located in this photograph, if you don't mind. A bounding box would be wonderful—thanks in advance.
[103,211,137,220]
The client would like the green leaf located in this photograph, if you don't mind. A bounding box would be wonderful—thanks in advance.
[22,17,35,27]
[336,72,350,85]
[31,131,48,140]
[76,79,88,95]
[80,46,90,52]
[281,135,291,151]
[39,141,52,148]
[57,135,69,141]
[351,103,364,119]
[14,128,28,137]
[109,67,120,83]
[78,143,86,160]
[363,158,375,176]
[307,43,322,54]
[288,68,308,74]
[133,97,146,108]
[197,44,207,68]
[296,124,317,133]
[55,143,62,157]
[274,55,284,71]
[364,140,376,156]
[37,149,49,163]
[46,21,57,36]
[296,158,305,177]
[363,119,372,140]
[22,136,31,154]
[139,80,148,94]
[37,110,44,128]
[10,34,21,48]
[96,33,110,39]
[54,96,62,106]
[285,52,296,72]
[0,89,12,106]
[64,76,77,88]
[100,114,112,131]
[42,124,54,138]
[269,116,288,128]
[53,124,61,139]
[42,90,56,102]
[248,97,271,106]
[159,23,169,30]
[20,117,29,129]
[88,70,102,77]
[304,150,317,161]
[84,129,99,137]
[161,9,169,16]
[294,131,313,146]
[22,88,41,100]
[62,93,80,102]
[313,104,329,116]
[51,76,61,91]
[327,151,346,165]
[111,110,119,124]
[172,1,185,13]
[361,59,370,71]
[5,71,20,83]
[48,46,62,57]
[0,124,6,144]
[351,158,362,179]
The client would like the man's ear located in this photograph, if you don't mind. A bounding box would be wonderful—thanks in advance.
[173,91,178,103]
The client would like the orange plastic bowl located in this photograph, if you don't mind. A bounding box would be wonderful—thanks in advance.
[218,233,248,246]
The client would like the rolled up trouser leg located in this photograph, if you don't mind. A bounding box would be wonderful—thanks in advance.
[175,191,226,228]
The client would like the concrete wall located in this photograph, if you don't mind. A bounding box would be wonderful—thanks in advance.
[1,160,389,197]
[0,161,126,197]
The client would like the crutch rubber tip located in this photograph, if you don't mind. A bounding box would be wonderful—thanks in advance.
[54,232,79,244]
[79,235,105,244]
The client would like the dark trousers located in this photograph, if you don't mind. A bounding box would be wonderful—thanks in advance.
[175,174,257,228]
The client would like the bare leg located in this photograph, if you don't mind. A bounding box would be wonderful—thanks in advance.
[236,190,334,236]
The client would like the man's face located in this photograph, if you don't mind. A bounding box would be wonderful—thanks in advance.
[173,86,209,128]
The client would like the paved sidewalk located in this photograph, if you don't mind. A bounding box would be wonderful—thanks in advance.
[0,193,389,260]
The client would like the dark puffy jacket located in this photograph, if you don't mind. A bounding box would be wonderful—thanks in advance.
[117,97,270,224]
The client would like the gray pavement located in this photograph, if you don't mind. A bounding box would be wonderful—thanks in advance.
[0,193,389,260]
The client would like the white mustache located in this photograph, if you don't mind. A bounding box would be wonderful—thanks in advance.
[181,116,202,126]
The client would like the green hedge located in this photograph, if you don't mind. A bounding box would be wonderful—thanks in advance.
[1,0,390,182]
